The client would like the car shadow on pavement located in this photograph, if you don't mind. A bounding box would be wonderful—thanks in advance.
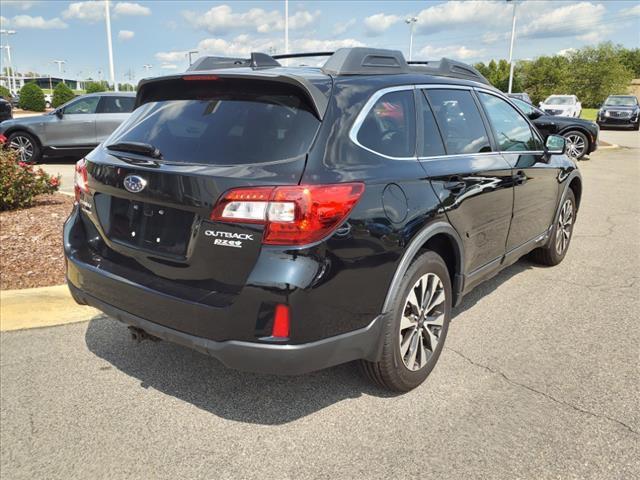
[84,257,538,425]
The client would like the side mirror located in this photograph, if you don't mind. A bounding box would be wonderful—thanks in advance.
[55,109,63,119]
[545,134,566,155]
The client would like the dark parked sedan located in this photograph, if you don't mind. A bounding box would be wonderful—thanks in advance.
[511,97,598,159]
[0,98,12,123]
[597,95,639,130]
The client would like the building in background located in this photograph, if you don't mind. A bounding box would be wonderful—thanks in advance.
[0,75,85,91]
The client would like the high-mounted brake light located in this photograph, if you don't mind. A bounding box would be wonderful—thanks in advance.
[74,159,89,202]
[211,183,365,245]
[182,75,220,81]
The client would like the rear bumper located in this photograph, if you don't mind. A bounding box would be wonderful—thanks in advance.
[68,282,384,375]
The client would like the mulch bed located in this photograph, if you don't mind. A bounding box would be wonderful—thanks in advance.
[1,194,75,290]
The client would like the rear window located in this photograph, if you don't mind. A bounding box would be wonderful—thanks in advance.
[107,92,320,165]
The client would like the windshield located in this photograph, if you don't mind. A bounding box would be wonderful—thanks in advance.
[106,93,320,165]
[545,96,574,105]
[605,96,638,107]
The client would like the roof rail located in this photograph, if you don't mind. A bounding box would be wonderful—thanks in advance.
[186,48,490,85]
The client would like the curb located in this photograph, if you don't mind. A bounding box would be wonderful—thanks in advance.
[0,284,99,332]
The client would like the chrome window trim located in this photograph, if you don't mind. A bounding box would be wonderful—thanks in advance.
[348,85,417,161]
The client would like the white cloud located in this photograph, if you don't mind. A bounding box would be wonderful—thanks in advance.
[418,44,485,61]
[332,19,356,36]
[63,1,151,22]
[183,4,318,34]
[415,1,507,34]
[113,2,150,16]
[557,47,577,57]
[2,0,38,10]
[621,4,640,16]
[363,13,400,36]
[7,14,68,29]
[118,29,134,41]
[518,2,606,39]
[160,64,178,70]
[155,50,188,63]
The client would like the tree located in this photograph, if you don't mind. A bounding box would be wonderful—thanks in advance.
[518,55,571,106]
[52,82,75,108]
[18,83,46,112]
[0,85,11,100]
[474,59,522,93]
[85,81,107,93]
[618,47,640,78]
[565,43,633,107]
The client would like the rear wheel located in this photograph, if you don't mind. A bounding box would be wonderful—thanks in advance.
[8,131,41,163]
[563,131,589,159]
[361,251,452,392]
[531,189,576,266]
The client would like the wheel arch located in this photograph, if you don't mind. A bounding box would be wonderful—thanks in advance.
[383,222,465,313]
[4,126,43,148]
[559,126,592,149]
[568,176,582,211]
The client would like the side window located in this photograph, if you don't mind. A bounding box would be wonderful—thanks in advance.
[425,89,491,155]
[63,96,99,115]
[356,90,416,158]
[418,92,446,157]
[98,96,135,114]
[512,98,535,116]
[478,92,543,152]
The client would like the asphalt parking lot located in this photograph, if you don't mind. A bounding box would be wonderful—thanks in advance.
[2,135,639,479]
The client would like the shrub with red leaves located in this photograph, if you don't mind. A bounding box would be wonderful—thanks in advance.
[1,149,61,211]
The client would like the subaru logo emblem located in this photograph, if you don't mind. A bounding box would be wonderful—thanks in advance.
[123,175,147,193]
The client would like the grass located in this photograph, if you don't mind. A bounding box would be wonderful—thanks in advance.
[581,108,598,121]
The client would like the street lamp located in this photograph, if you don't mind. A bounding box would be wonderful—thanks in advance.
[143,64,152,74]
[104,0,118,91]
[507,0,518,93]
[0,29,17,94]
[187,50,198,66]
[52,60,66,85]
[405,17,418,61]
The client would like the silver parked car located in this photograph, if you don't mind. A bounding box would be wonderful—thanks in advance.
[0,92,135,163]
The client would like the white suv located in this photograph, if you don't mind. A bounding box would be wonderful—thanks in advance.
[539,95,582,118]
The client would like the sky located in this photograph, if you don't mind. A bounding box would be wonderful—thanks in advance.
[1,0,639,84]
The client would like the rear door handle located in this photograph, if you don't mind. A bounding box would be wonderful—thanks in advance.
[514,171,527,185]
[444,177,466,191]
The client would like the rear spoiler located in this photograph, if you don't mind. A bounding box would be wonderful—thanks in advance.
[135,71,331,119]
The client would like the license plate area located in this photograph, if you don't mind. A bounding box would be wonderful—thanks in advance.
[108,197,195,257]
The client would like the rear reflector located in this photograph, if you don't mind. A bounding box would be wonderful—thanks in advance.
[272,304,290,338]
[211,183,365,245]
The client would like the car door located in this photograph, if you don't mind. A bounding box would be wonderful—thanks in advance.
[95,95,135,143]
[418,87,514,278]
[476,91,560,252]
[45,96,99,147]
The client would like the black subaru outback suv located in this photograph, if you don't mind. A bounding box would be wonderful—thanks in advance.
[65,48,581,391]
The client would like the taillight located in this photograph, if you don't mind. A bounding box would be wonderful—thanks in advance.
[74,159,88,202]
[211,183,365,245]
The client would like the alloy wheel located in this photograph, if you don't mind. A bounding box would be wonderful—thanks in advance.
[565,134,586,158]
[399,273,446,371]
[9,135,34,162]
[555,198,574,255]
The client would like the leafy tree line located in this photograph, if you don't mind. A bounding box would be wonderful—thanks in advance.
[475,43,639,108]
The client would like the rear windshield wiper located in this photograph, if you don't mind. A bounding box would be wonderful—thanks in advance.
[106,141,162,159]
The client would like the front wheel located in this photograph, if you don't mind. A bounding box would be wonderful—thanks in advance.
[531,189,576,266]
[633,121,639,131]
[563,130,589,159]
[7,131,41,163]
[361,251,452,392]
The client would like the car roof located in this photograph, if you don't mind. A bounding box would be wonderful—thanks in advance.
[84,92,136,97]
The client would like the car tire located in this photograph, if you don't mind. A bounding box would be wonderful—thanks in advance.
[563,130,589,160]
[530,189,576,266]
[7,131,41,163]
[634,121,639,131]
[360,250,452,392]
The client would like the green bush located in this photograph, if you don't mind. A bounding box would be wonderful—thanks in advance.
[18,83,46,112]
[0,149,60,211]
[52,82,75,108]
[85,81,107,94]
[0,85,11,100]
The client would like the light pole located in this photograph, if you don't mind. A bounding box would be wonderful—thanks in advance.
[187,50,198,66]
[0,29,17,94]
[53,59,66,84]
[104,0,118,91]
[507,0,518,93]
[284,0,289,65]
[143,64,152,74]
[405,17,417,61]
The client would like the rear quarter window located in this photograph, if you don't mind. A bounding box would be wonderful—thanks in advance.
[356,90,416,158]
